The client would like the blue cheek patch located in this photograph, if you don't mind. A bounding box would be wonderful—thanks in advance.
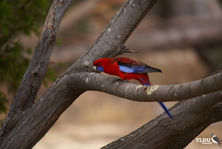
[97,66,104,72]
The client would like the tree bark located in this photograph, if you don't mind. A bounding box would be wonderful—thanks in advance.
[0,0,159,148]
[0,0,73,145]
[69,72,222,102]
[9,0,73,115]
[1,0,221,148]
[102,91,222,149]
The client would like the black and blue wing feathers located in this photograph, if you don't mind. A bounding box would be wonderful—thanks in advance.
[115,57,162,73]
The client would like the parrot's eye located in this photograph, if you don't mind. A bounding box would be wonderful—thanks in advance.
[96,62,100,66]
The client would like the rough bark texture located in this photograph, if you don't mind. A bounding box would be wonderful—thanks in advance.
[69,72,222,102]
[0,0,159,148]
[102,91,222,149]
[9,0,72,116]
[0,0,73,145]
[0,0,222,148]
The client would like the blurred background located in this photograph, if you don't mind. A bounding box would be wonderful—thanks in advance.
[0,0,222,148]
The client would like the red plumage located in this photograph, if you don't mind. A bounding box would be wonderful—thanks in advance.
[93,57,160,85]
[93,57,173,119]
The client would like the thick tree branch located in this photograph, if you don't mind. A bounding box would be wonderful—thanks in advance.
[0,0,73,142]
[0,0,159,148]
[127,16,222,51]
[2,0,220,148]
[210,101,222,122]
[69,72,222,102]
[68,0,158,72]
[102,90,222,149]
[9,0,72,116]
[0,75,83,148]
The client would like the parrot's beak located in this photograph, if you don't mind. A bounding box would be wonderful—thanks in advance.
[93,66,104,72]
[93,66,97,71]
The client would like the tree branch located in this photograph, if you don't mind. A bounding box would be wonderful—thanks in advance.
[9,0,72,116]
[3,69,218,149]
[0,0,159,148]
[127,16,222,51]
[0,75,83,148]
[68,0,158,72]
[209,101,222,123]
[0,0,72,144]
[68,72,222,102]
[2,0,220,148]
[102,90,222,149]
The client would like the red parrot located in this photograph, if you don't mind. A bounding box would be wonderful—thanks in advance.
[93,57,173,119]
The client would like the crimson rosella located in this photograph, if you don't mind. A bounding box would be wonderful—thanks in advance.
[93,57,173,119]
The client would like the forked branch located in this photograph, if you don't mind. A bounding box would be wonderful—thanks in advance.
[1,0,221,148]
[0,0,159,148]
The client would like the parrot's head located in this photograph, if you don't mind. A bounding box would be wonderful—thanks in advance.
[93,58,109,72]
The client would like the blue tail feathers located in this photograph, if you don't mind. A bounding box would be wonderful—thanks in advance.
[144,82,173,119]
[158,101,173,119]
